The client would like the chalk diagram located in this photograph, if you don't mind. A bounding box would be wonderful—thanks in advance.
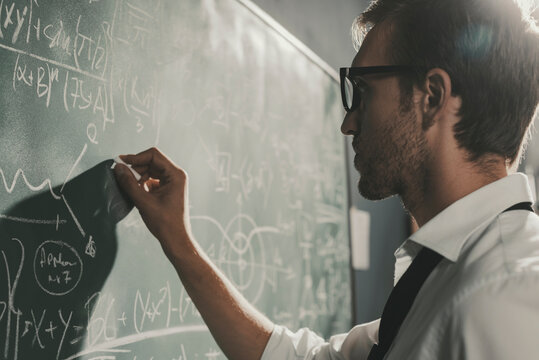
[191,214,281,305]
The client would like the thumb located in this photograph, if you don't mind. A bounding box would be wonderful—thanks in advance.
[114,164,147,208]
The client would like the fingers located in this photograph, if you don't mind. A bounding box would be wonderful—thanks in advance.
[131,165,150,184]
[120,147,175,173]
[119,147,187,184]
[139,172,151,184]
[114,164,148,208]
[131,164,148,175]
[144,178,161,192]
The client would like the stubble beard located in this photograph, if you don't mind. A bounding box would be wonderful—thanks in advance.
[356,106,431,204]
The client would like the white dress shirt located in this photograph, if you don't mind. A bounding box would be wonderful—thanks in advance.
[261,173,539,360]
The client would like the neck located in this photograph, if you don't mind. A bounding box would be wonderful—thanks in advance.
[403,157,508,228]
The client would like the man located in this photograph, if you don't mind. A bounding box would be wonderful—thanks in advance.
[114,0,539,358]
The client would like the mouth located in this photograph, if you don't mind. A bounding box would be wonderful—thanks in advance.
[352,136,361,171]
[352,135,360,154]
[354,153,361,172]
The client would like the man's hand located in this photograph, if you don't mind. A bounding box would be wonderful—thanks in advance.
[113,147,273,360]
[113,147,191,259]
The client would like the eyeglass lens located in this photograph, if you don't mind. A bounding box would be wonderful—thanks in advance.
[344,77,354,110]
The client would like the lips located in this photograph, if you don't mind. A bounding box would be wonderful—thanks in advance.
[353,152,360,166]
[352,135,360,154]
[352,136,362,171]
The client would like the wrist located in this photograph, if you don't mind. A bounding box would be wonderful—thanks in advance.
[159,226,197,263]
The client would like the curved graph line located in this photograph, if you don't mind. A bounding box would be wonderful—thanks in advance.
[190,214,281,304]
[190,214,280,254]
[62,325,209,360]
[0,168,61,200]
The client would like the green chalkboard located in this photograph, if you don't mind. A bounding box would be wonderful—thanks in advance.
[0,0,351,359]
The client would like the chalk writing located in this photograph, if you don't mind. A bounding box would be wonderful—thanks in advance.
[34,241,83,296]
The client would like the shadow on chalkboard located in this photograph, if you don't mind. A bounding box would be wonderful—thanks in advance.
[0,160,133,360]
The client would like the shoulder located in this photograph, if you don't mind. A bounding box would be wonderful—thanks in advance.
[439,269,539,358]
[391,211,539,359]
[449,210,539,287]
[446,210,539,314]
[497,210,539,272]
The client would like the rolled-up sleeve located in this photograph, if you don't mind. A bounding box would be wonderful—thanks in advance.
[261,319,380,360]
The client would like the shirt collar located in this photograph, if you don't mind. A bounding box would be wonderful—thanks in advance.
[396,172,535,263]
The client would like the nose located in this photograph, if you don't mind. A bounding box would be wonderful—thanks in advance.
[341,110,359,135]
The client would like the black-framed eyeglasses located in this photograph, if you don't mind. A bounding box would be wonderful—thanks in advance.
[340,66,417,112]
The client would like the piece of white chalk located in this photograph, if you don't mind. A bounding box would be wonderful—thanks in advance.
[112,156,142,181]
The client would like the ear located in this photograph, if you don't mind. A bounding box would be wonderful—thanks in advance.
[421,68,453,128]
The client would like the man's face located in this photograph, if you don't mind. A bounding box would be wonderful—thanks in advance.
[341,22,432,201]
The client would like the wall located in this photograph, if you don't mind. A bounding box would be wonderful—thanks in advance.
[249,0,411,326]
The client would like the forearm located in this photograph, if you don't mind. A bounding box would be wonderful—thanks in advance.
[114,149,274,359]
[167,231,274,360]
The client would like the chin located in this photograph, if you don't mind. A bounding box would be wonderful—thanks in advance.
[357,175,395,201]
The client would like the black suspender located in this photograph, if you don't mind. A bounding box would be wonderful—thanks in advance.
[502,201,534,213]
[367,201,535,360]
[367,247,443,360]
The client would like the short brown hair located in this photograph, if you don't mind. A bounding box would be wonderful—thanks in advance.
[353,0,539,165]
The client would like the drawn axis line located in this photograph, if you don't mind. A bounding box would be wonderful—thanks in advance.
[0,43,107,82]
[0,214,67,225]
